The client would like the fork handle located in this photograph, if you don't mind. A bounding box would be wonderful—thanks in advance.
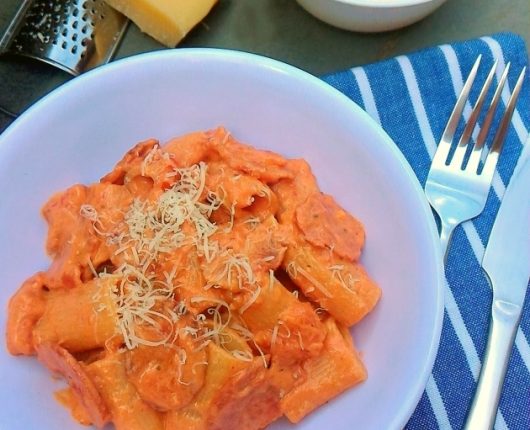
[463,299,522,430]
[439,218,457,263]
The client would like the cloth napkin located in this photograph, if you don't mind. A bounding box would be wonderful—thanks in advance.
[323,32,530,430]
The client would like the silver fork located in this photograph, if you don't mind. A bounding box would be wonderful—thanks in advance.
[425,56,526,261]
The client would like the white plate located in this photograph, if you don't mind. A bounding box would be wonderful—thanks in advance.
[0,49,443,430]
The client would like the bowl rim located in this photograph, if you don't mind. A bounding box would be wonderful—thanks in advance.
[0,47,444,429]
[309,0,443,9]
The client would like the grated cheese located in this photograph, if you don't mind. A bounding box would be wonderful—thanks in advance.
[296,266,332,298]
[330,266,359,293]
[239,285,261,314]
[231,350,253,362]
[296,330,304,350]
[84,159,230,349]
[270,324,279,347]
[268,269,274,292]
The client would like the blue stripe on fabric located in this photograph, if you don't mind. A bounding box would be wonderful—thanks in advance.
[499,347,530,430]
[405,391,440,430]
[431,311,476,429]
[444,227,491,357]
[362,59,434,185]
[492,33,530,133]
[406,46,456,147]
[520,288,530,339]
[322,69,365,110]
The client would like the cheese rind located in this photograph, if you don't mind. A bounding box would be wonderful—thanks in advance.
[104,0,217,47]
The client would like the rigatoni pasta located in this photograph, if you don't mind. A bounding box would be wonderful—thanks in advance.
[6,127,381,430]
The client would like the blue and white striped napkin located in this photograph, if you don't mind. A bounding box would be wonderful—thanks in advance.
[323,32,530,430]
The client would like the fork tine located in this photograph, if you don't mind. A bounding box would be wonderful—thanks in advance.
[432,55,482,166]
[451,60,498,169]
[481,66,526,181]
[466,63,511,173]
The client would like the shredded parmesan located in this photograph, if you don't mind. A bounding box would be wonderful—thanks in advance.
[286,261,298,278]
[268,269,274,292]
[140,143,160,176]
[242,216,260,230]
[87,257,98,278]
[296,330,304,350]
[253,339,268,368]
[80,204,98,222]
[239,285,261,314]
[330,266,359,293]
[296,266,332,298]
[271,324,279,347]
[84,161,230,349]
[231,350,253,362]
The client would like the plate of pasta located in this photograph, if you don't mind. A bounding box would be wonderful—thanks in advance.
[0,49,443,430]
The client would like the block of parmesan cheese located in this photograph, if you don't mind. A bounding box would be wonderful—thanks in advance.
[104,0,217,47]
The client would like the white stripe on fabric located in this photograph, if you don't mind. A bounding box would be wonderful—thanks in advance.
[515,328,530,376]
[426,377,452,430]
[495,411,509,430]
[395,56,437,156]
[443,276,481,378]
[438,45,479,145]
[461,223,486,271]
[439,44,506,199]
[397,52,482,373]
[352,68,382,125]
[481,36,528,144]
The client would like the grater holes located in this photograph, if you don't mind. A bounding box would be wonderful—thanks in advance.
[6,0,128,74]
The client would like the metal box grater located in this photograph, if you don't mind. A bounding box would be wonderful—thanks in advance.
[0,0,129,76]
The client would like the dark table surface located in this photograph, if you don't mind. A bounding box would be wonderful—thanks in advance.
[1,0,529,134]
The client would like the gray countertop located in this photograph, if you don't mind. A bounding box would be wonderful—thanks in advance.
[1,0,529,133]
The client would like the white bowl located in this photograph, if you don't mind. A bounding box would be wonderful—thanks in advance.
[0,49,443,430]
[297,0,447,32]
